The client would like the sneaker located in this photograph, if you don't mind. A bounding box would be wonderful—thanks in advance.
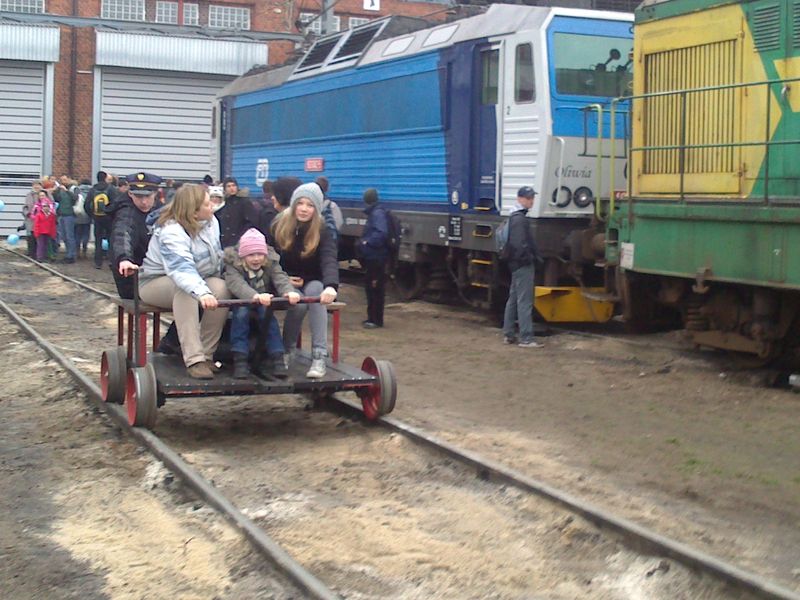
[518,340,544,348]
[306,357,327,379]
[187,362,214,379]
[503,336,517,345]
[362,320,379,329]
[270,354,289,379]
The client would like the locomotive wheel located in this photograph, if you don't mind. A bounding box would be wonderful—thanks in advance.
[392,262,429,301]
[101,346,127,405]
[125,364,158,429]
[358,356,397,420]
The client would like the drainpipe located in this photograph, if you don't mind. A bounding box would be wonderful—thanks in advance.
[67,0,78,175]
[177,0,184,25]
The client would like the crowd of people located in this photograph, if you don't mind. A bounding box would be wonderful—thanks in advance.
[18,169,395,380]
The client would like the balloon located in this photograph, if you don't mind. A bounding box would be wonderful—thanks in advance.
[0,200,5,211]
[7,234,19,245]
[101,239,109,251]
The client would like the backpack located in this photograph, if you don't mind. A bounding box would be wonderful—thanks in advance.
[495,219,511,261]
[385,209,401,252]
[92,191,110,217]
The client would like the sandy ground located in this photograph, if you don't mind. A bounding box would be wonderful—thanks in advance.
[1,248,798,597]
[0,277,302,597]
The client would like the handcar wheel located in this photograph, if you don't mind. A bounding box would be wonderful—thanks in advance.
[101,346,127,405]
[125,364,158,429]
[358,357,397,420]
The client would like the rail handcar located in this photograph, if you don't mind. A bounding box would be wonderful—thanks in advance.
[598,0,800,362]
[218,5,632,318]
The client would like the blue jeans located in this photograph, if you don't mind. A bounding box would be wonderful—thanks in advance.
[230,305,283,358]
[58,215,77,259]
[503,264,535,343]
[75,222,90,253]
[283,280,327,358]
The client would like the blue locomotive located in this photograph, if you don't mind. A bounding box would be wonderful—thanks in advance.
[217,4,632,316]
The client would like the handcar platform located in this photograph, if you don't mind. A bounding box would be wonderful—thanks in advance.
[100,274,397,430]
[150,351,377,399]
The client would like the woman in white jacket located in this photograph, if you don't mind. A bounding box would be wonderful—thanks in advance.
[139,184,230,379]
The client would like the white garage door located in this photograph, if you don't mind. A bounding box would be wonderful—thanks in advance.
[0,60,46,238]
[97,68,234,181]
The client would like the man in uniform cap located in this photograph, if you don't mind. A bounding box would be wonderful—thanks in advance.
[502,185,544,348]
[107,171,162,298]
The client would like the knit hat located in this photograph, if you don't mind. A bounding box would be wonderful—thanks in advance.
[290,182,324,215]
[208,186,223,198]
[238,228,268,257]
[363,188,379,206]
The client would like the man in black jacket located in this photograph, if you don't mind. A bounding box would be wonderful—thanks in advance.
[502,186,543,348]
[107,171,161,299]
[217,176,259,248]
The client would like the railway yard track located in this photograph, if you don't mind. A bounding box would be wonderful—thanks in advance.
[1,248,798,600]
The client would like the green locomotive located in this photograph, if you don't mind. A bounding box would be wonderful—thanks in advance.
[598,0,800,362]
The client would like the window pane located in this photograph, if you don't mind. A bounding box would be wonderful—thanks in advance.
[155,1,177,24]
[183,3,199,25]
[349,17,370,29]
[553,32,633,97]
[209,4,250,29]
[0,0,44,12]
[514,43,535,104]
[481,49,499,105]
[101,0,145,21]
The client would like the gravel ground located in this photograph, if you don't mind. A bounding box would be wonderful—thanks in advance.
[1,247,798,598]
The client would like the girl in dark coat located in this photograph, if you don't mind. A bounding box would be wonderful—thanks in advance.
[272,182,339,378]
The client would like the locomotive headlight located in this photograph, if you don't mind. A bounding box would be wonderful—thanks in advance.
[573,187,593,208]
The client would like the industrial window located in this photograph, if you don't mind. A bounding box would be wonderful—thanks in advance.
[0,0,45,12]
[514,43,535,103]
[349,17,370,29]
[154,1,198,25]
[155,1,177,23]
[481,48,499,105]
[299,11,341,35]
[209,4,250,29]
[101,0,145,21]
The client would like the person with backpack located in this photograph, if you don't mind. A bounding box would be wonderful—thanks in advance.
[315,176,343,243]
[84,170,114,269]
[501,186,543,348]
[72,179,92,259]
[357,188,393,329]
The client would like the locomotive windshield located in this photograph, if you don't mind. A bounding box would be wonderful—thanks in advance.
[552,33,633,98]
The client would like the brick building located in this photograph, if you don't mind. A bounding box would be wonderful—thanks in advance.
[0,0,451,236]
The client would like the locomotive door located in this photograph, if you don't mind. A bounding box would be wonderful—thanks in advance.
[472,44,500,211]
[499,32,547,213]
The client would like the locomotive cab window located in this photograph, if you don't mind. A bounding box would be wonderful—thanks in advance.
[553,33,633,97]
[515,43,535,103]
[481,49,499,105]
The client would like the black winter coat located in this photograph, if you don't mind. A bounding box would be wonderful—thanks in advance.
[107,195,156,270]
[216,194,259,248]
[507,209,542,272]
[276,224,339,290]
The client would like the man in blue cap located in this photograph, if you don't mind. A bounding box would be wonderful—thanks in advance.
[107,171,162,298]
[502,185,544,348]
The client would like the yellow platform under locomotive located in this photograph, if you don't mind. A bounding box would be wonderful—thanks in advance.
[534,287,614,323]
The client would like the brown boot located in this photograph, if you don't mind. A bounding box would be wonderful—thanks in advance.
[187,362,214,379]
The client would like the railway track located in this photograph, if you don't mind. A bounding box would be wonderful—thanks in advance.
[1,248,798,600]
